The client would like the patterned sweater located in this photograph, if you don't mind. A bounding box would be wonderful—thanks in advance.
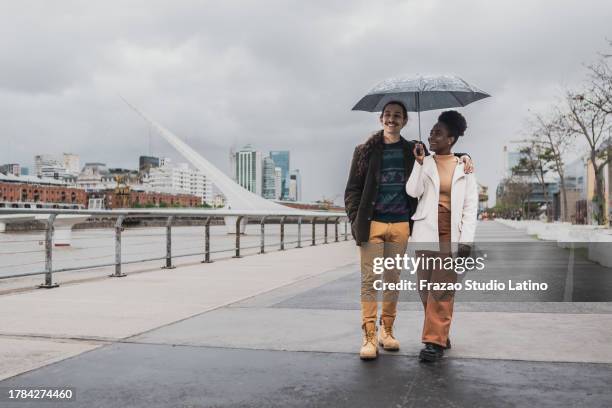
[372,140,411,222]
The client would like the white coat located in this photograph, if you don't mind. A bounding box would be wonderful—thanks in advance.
[405,155,478,250]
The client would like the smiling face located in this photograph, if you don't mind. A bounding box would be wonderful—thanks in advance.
[379,103,407,136]
[428,122,455,154]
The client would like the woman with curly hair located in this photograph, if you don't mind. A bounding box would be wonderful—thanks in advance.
[406,110,478,362]
[345,102,473,360]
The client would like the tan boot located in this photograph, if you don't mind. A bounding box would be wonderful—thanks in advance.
[359,321,378,360]
[379,316,400,351]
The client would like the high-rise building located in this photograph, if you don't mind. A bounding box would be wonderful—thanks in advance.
[139,156,160,175]
[234,145,263,195]
[274,167,282,200]
[288,169,302,201]
[0,163,20,176]
[63,153,80,176]
[269,151,289,198]
[262,157,277,199]
[144,160,212,204]
[21,167,29,176]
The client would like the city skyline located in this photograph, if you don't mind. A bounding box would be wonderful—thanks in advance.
[0,143,306,205]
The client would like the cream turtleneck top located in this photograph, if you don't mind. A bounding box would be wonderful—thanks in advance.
[433,154,458,210]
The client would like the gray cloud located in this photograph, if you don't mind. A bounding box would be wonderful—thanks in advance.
[1,0,611,204]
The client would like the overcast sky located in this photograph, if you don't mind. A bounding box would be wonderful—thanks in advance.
[1,0,611,205]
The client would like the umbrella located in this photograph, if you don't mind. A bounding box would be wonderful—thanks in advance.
[352,74,490,140]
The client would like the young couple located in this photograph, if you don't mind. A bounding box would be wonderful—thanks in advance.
[344,101,478,362]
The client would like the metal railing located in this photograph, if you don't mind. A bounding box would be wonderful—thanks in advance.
[0,208,351,288]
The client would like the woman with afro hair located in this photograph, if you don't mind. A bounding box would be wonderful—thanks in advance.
[406,110,478,362]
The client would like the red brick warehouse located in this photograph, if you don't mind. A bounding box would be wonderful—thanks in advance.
[0,181,87,208]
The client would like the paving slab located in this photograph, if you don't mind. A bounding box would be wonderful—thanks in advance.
[0,336,102,381]
[130,307,612,364]
[0,242,356,341]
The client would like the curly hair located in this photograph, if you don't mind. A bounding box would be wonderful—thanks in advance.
[437,110,467,140]
[355,130,384,177]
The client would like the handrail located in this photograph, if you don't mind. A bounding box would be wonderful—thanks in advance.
[0,208,351,289]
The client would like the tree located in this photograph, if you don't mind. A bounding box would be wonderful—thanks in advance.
[525,111,575,221]
[497,175,533,218]
[583,41,612,116]
[563,43,612,225]
[562,90,611,225]
[514,141,551,221]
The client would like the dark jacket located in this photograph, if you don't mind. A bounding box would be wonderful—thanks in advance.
[344,133,420,246]
[344,132,466,246]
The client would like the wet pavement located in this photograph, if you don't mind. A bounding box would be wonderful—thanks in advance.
[2,342,611,408]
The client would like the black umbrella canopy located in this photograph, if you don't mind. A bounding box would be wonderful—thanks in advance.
[352,74,491,139]
[352,74,491,112]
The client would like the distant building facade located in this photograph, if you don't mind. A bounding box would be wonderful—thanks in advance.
[76,162,116,192]
[212,193,226,207]
[288,169,301,201]
[139,155,160,175]
[0,173,87,209]
[269,150,289,198]
[234,145,262,195]
[274,167,282,200]
[34,155,67,179]
[144,159,212,204]
[262,157,277,199]
[33,153,79,179]
[0,163,20,177]
[63,153,80,176]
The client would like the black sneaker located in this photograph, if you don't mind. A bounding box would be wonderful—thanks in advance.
[419,343,444,362]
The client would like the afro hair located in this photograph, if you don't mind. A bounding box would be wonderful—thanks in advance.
[438,110,467,138]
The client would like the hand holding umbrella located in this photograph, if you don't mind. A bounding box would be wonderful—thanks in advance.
[414,142,426,165]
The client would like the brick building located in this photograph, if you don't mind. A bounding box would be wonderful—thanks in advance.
[94,190,201,209]
[1,173,202,210]
[0,178,88,209]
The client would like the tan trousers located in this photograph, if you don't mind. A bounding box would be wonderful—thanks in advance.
[360,221,409,325]
[417,205,456,347]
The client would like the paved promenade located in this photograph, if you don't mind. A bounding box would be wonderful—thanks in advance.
[1,221,612,407]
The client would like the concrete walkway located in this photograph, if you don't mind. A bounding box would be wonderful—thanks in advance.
[0,240,357,379]
[1,222,612,407]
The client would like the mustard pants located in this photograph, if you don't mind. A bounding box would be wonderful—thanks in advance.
[360,221,409,325]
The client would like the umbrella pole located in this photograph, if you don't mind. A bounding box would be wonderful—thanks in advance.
[416,92,422,141]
